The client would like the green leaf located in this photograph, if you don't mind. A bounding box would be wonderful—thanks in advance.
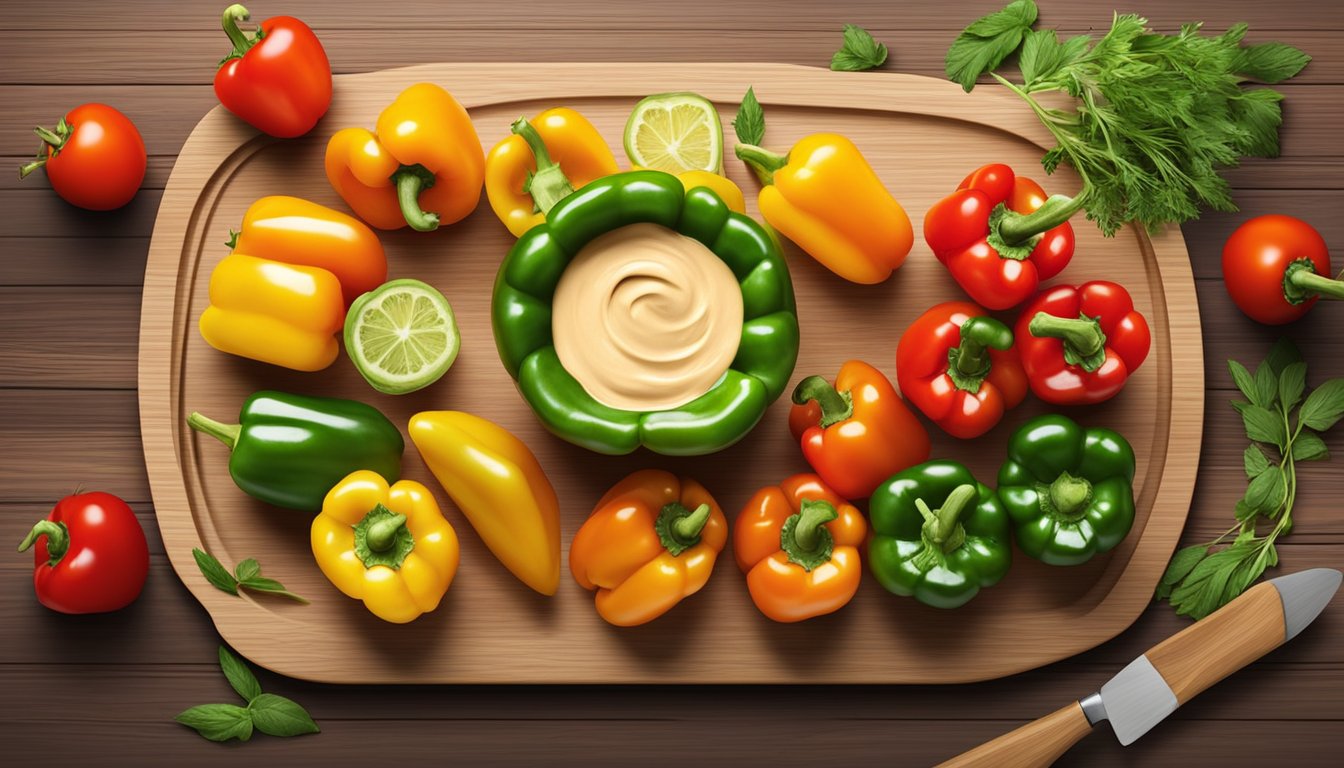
[1244,465,1286,514]
[944,0,1038,91]
[1264,338,1304,376]
[219,646,261,703]
[1254,362,1279,410]
[1161,544,1209,586]
[176,703,253,742]
[1278,362,1307,412]
[234,558,261,584]
[1234,499,1259,523]
[1243,444,1271,478]
[1227,360,1259,405]
[1299,378,1344,432]
[240,577,310,604]
[193,548,239,596]
[830,24,888,72]
[1292,431,1329,461]
[1229,88,1285,158]
[732,86,765,145]
[1235,41,1312,83]
[247,693,320,738]
[1222,551,1270,605]
[1170,544,1258,619]
[1238,403,1286,448]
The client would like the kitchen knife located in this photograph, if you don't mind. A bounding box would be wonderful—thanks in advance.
[936,568,1341,768]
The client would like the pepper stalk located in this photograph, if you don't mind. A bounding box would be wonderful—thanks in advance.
[511,117,575,215]
[946,316,1014,393]
[1283,260,1344,304]
[791,376,854,427]
[913,484,978,571]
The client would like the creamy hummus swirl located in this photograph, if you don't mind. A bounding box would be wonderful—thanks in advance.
[551,223,744,411]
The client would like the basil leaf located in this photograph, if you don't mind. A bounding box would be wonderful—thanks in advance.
[945,0,1038,91]
[1278,362,1307,412]
[1222,552,1269,605]
[234,558,261,584]
[248,693,320,738]
[219,645,261,703]
[1244,465,1286,514]
[1170,544,1257,619]
[1292,431,1329,461]
[1254,361,1279,410]
[1238,403,1286,448]
[193,548,239,596]
[240,577,310,604]
[1264,337,1304,376]
[831,24,888,72]
[176,703,253,742]
[1227,359,1259,405]
[1161,544,1208,586]
[1298,378,1344,432]
[1235,41,1313,84]
[1243,444,1271,478]
[732,86,765,145]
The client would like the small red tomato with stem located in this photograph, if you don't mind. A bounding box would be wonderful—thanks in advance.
[18,104,147,210]
[17,491,149,614]
[1222,214,1344,325]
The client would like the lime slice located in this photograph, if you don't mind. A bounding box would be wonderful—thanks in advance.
[624,92,723,174]
[345,279,459,395]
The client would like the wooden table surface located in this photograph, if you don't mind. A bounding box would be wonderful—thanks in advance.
[2,1,1341,765]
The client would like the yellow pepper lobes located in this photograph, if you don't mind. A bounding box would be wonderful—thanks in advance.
[408,411,561,595]
[485,108,620,237]
[325,83,485,232]
[311,470,460,624]
[673,170,746,214]
[736,133,913,284]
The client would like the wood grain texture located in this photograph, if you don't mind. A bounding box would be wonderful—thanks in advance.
[936,702,1094,768]
[3,0,1342,764]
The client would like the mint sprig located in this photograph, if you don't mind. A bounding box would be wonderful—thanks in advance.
[192,547,308,603]
[176,646,319,742]
[732,86,765,145]
[830,24,888,72]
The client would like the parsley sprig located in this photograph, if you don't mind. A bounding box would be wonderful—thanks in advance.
[947,1,1310,241]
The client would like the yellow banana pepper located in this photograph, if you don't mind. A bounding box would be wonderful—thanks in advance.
[408,411,561,595]
[311,470,460,624]
[736,133,913,284]
[485,108,620,236]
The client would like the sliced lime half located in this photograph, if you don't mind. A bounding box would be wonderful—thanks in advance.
[345,278,459,395]
[624,92,723,174]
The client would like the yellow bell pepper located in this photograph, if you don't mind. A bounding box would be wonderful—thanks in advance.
[325,83,485,232]
[408,411,560,595]
[485,108,620,236]
[311,470,460,624]
[736,133,913,284]
[674,170,746,214]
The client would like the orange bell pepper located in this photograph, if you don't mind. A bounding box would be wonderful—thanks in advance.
[569,470,727,626]
[733,474,867,622]
[325,83,484,232]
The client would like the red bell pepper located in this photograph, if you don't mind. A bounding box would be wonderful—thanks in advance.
[213,5,331,138]
[17,491,149,614]
[1222,214,1344,325]
[788,360,930,499]
[896,301,1027,439]
[924,163,1076,309]
[1017,281,1151,405]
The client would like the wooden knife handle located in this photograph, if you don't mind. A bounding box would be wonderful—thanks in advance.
[935,701,1094,768]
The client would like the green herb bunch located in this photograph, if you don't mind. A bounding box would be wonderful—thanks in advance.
[1158,340,1344,619]
[176,646,319,742]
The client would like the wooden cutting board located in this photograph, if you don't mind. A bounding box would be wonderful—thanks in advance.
[138,63,1202,684]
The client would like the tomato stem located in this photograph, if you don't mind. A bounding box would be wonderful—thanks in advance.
[18,520,70,567]
[1287,263,1344,301]
[512,117,574,215]
[791,375,854,428]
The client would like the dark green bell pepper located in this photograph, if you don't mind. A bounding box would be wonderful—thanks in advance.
[492,170,799,456]
[868,460,1011,609]
[997,414,1136,566]
[187,391,404,512]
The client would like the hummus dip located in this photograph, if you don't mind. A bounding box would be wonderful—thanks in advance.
[551,223,744,411]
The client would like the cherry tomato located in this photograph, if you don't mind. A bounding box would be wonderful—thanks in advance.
[1222,215,1343,325]
[19,104,147,211]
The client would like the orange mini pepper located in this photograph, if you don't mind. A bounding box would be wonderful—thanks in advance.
[569,470,727,626]
[485,109,620,237]
[733,474,867,623]
[325,83,484,232]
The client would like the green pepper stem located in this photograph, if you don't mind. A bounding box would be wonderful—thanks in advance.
[393,166,441,232]
[916,484,976,554]
[671,503,711,542]
[1048,472,1092,520]
[792,499,837,553]
[734,143,789,186]
[511,117,575,215]
[1029,312,1106,360]
[366,513,408,553]
[187,412,241,450]
[947,316,1014,393]
[1288,265,1344,301]
[995,194,1085,246]
[656,502,711,556]
[18,520,69,565]
[220,4,256,59]
[791,375,853,428]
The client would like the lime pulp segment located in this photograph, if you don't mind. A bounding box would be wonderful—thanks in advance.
[347,280,459,394]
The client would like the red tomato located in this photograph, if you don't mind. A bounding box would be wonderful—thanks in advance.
[18,491,149,614]
[1222,215,1336,325]
[21,104,146,211]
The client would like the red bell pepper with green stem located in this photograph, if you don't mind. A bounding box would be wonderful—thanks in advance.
[924,163,1076,309]
[1017,281,1150,405]
[788,360,930,499]
[17,491,149,614]
[1222,214,1344,325]
[213,5,331,138]
[897,301,1027,439]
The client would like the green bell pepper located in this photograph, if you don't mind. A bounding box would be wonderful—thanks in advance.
[491,170,800,456]
[868,460,1011,609]
[997,414,1136,566]
[187,391,404,512]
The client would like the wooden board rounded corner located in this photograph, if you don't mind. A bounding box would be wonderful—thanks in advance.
[139,63,1202,684]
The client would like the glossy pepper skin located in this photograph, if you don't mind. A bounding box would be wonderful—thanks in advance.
[325,83,484,232]
[409,411,561,596]
[198,196,387,371]
[569,470,727,626]
[867,461,1011,609]
[735,133,913,284]
[312,471,459,623]
[492,171,799,456]
[485,109,620,236]
[1017,281,1151,405]
[788,360,931,499]
[734,474,867,623]
[213,5,331,138]
[997,414,1137,566]
[17,492,149,614]
[188,391,404,512]
[896,301,1028,439]
[924,163,1075,309]
[1222,214,1344,325]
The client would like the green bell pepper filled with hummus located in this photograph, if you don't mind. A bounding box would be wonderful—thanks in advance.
[997,414,1137,566]
[492,170,799,456]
